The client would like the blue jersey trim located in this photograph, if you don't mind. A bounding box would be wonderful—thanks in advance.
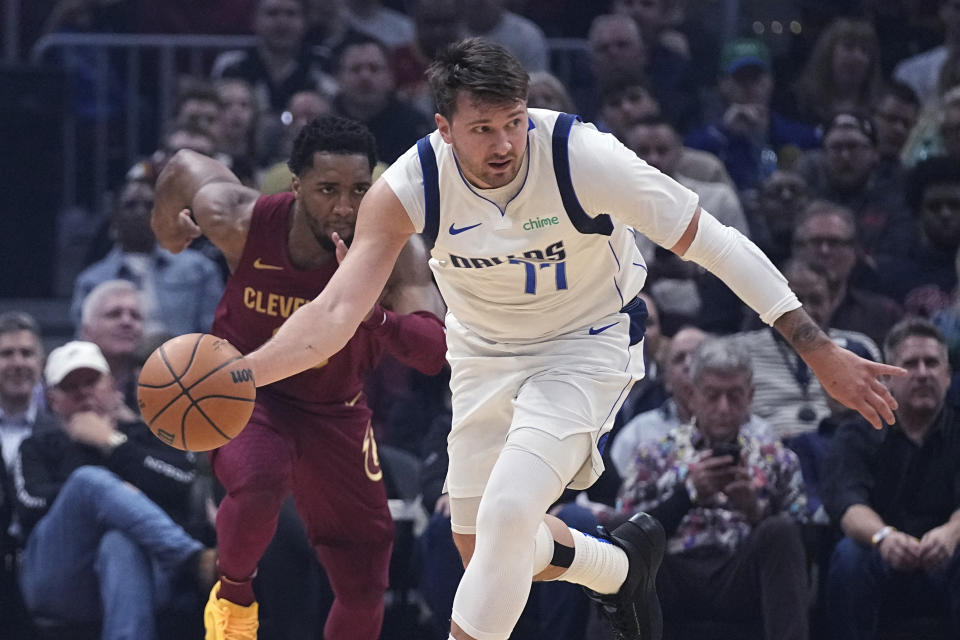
[607,240,622,271]
[551,113,614,236]
[452,143,531,217]
[417,135,441,244]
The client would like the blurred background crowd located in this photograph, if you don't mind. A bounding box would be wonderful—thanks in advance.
[4,0,960,638]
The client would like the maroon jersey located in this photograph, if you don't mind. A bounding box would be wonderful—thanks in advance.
[211,193,446,416]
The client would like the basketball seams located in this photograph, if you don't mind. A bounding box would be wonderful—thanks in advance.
[182,355,248,395]
[181,402,235,449]
[192,394,257,403]
[139,333,255,451]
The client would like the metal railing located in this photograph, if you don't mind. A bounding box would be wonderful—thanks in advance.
[31,34,257,209]
[30,34,591,211]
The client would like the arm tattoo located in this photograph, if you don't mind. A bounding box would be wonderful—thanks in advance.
[775,308,831,354]
[790,318,829,353]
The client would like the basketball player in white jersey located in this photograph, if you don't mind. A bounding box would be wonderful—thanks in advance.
[156,39,904,640]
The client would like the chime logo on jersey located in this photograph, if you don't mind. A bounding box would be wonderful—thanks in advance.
[448,240,566,269]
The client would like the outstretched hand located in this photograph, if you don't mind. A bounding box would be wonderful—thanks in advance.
[806,342,905,429]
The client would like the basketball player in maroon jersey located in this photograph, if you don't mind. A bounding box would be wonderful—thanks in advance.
[151,116,447,640]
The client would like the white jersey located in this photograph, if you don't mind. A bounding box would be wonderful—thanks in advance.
[381,108,699,343]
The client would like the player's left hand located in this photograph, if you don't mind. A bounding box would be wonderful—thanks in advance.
[805,342,905,430]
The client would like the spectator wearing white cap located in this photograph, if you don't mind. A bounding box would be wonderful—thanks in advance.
[14,341,214,639]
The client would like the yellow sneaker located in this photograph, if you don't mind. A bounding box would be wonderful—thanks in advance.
[204,581,259,640]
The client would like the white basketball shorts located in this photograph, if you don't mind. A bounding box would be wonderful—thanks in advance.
[444,308,646,500]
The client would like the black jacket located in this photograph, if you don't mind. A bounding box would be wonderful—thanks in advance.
[14,417,197,537]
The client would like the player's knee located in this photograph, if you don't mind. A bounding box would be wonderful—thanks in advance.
[476,491,540,539]
[228,467,291,502]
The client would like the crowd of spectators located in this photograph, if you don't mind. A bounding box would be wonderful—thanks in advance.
[6,0,960,638]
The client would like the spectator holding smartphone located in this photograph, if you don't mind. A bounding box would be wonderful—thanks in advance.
[617,336,809,639]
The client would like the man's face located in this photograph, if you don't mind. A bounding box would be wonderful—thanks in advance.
[255,0,305,53]
[663,328,707,404]
[691,370,753,443]
[920,181,960,251]
[823,127,877,192]
[792,213,857,288]
[47,369,115,418]
[218,81,256,139]
[625,123,681,176]
[940,104,960,158]
[292,152,371,250]
[786,268,833,328]
[601,86,659,139]
[873,95,918,159]
[756,171,809,236]
[179,98,221,138]
[590,22,645,74]
[337,43,394,110]
[113,181,156,253]
[81,292,144,360]
[719,66,773,106]
[0,330,42,409]
[887,336,950,418]
[436,93,528,189]
[831,38,872,87]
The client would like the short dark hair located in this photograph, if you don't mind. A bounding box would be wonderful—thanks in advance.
[598,69,654,109]
[631,115,675,131]
[334,35,391,73]
[883,317,947,363]
[879,80,920,109]
[906,156,960,212]
[0,311,40,339]
[175,81,222,114]
[426,38,529,119]
[794,199,858,237]
[287,115,378,176]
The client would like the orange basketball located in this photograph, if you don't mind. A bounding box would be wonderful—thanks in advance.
[137,333,256,451]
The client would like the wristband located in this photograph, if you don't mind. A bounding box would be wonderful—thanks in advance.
[104,431,128,454]
[871,525,896,547]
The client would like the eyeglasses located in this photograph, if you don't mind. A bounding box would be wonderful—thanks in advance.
[794,236,854,250]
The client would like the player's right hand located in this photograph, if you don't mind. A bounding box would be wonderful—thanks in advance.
[151,207,201,253]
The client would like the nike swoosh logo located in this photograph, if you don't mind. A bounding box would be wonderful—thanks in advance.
[589,322,619,335]
[449,222,482,235]
[253,258,283,270]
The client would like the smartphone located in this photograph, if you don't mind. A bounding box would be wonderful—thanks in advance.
[710,441,741,466]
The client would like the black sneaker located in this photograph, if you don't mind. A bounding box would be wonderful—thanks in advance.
[584,512,665,640]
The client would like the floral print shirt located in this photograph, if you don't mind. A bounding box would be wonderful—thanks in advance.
[617,422,807,555]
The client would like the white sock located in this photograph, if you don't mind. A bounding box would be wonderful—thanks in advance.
[557,528,629,594]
